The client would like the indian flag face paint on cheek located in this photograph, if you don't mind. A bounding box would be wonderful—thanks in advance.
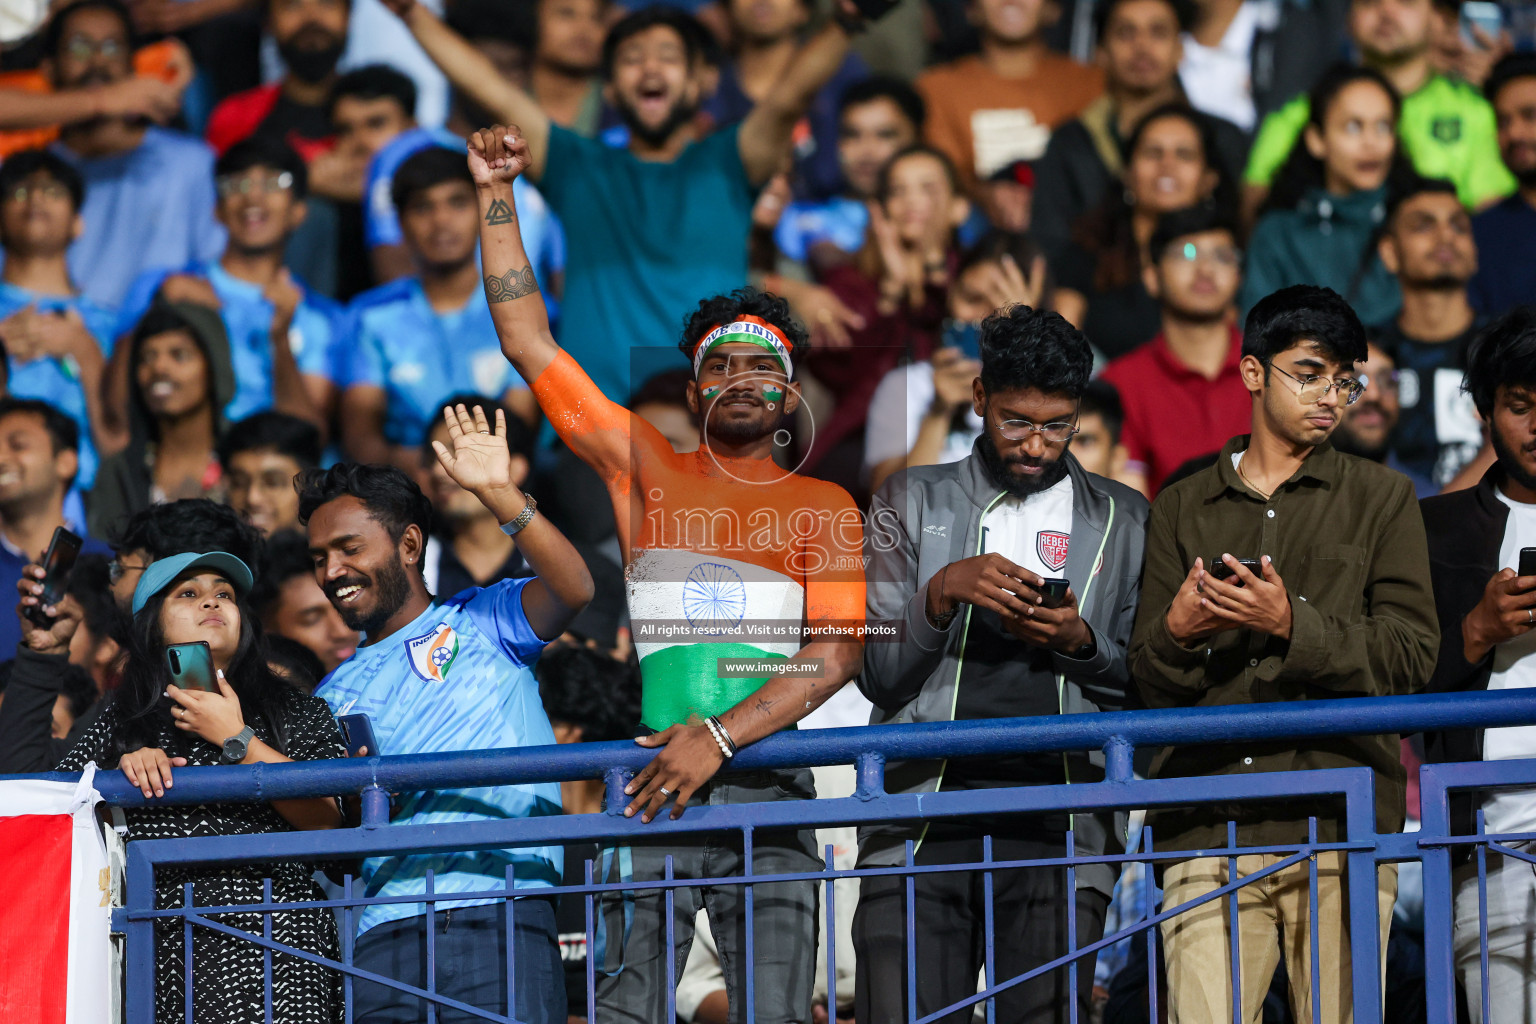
[700,382,723,399]
[761,383,784,403]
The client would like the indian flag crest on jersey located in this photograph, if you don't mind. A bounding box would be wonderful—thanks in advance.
[406,623,460,682]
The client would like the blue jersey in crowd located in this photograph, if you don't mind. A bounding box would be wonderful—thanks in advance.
[773,196,869,264]
[52,128,226,309]
[317,578,562,937]
[363,127,564,285]
[0,282,117,491]
[341,276,524,447]
[116,261,341,423]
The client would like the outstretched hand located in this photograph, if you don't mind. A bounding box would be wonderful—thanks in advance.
[431,403,517,497]
[467,125,533,189]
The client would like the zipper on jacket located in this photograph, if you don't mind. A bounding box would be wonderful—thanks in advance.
[916,489,1010,858]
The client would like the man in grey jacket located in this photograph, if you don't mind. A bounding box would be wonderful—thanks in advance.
[853,305,1149,1024]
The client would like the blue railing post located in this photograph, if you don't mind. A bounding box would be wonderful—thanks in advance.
[1346,768,1383,1024]
[1103,735,1134,783]
[123,844,156,1024]
[1419,762,1458,1024]
[360,785,389,828]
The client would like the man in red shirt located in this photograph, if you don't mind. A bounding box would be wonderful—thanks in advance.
[1099,205,1248,495]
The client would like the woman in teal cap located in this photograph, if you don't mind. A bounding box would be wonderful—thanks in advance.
[21,549,347,1024]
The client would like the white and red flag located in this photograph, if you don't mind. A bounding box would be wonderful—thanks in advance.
[0,766,113,1024]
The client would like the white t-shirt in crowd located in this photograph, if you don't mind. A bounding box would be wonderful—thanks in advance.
[1179,0,1270,133]
[1481,488,1536,836]
[980,474,1075,582]
[863,362,984,478]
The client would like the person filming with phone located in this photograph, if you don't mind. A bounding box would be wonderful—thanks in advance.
[1420,306,1536,1020]
[1128,284,1440,1024]
[17,547,349,1024]
[855,304,1149,1024]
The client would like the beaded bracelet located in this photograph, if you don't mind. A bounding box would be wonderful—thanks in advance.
[705,716,736,759]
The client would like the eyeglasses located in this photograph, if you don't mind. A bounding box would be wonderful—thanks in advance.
[1169,241,1242,268]
[1271,363,1365,406]
[108,560,147,585]
[4,183,70,203]
[997,418,1079,443]
[215,172,295,198]
[63,35,126,61]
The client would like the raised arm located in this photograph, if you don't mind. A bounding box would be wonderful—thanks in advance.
[431,402,593,639]
[386,0,551,180]
[737,14,857,185]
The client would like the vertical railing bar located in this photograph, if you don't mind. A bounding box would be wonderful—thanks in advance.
[585,855,597,1024]
[343,873,355,1024]
[504,864,517,1022]
[744,824,757,1024]
[1143,826,1158,1024]
[664,853,677,1024]
[184,881,195,1024]
[1228,819,1241,1024]
[824,842,837,1024]
[982,833,996,1024]
[1478,809,1491,1024]
[425,868,437,1024]
[905,839,918,1024]
[263,875,274,1024]
[1066,828,1079,1024]
[1308,818,1321,1024]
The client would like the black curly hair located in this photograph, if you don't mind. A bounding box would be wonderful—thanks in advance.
[979,305,1094,399]
[677,288,810,377]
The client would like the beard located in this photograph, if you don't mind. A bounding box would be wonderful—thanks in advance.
[278,27,345,84]
[614,93,698,149]
[977,433,1071,499]
[329,554,414,636]
[1330,420,1389,462]
[1491,419,1536,493]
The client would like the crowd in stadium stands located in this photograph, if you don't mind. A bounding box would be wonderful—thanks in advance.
[0,0,1534,1019]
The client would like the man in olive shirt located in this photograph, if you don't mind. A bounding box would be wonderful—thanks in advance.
[1129,284,1439,1024]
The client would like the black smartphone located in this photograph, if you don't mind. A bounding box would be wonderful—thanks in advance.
[24,526,82,628]
[1208,558,1263,587]
[338,713,380,758]
[1037,577,1070,609]
[165,641,218,693]
[1519,547,1536,579]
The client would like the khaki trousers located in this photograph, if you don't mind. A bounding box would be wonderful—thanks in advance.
[1160,852,1397,1024]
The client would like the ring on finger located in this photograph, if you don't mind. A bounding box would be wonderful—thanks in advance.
[658,787,672,798]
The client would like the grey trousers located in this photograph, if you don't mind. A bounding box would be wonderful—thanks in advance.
[594,768,820,1024]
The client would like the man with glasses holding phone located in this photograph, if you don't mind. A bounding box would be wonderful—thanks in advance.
[1130,284,1439,1024]
[856,304,1149,1024]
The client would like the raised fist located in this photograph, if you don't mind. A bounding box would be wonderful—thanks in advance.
[467,126,533,188]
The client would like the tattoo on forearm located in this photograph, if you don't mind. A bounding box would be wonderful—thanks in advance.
[484,198,515,225]
[753,698,776,716]
[484,265,539,303]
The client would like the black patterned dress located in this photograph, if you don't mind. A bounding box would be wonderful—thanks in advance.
[57,690,346,1024]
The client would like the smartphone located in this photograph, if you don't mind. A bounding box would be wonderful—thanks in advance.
[1037,577,1071,609]
[24,526,82,628]
[1208,558,1263,587]
[165,641,218,693]
[941,319,983,361]
[1519,547,1536,579]
[1460,1,1503,46]
[338,713,381,758]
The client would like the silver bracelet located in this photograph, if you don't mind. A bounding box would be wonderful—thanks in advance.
[707,715,738,757]
[499,492,538,536]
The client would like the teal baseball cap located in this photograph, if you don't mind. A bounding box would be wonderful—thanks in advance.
[131,551,254,616]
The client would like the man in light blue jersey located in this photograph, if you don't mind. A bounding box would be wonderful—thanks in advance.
[113,138,337,434]
[302,402,594,1024]
[339,147,539,471]
[0,150,117,494]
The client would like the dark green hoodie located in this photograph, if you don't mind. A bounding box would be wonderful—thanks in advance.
[87,301,236,539]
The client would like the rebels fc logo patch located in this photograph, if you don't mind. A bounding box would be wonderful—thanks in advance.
[1037,531,1070,572]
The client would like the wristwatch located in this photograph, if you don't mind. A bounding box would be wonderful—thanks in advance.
[221,725,255,764]
[500,492,538,536]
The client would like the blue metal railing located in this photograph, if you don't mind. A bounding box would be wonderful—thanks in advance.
[14,688,1536,1024]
